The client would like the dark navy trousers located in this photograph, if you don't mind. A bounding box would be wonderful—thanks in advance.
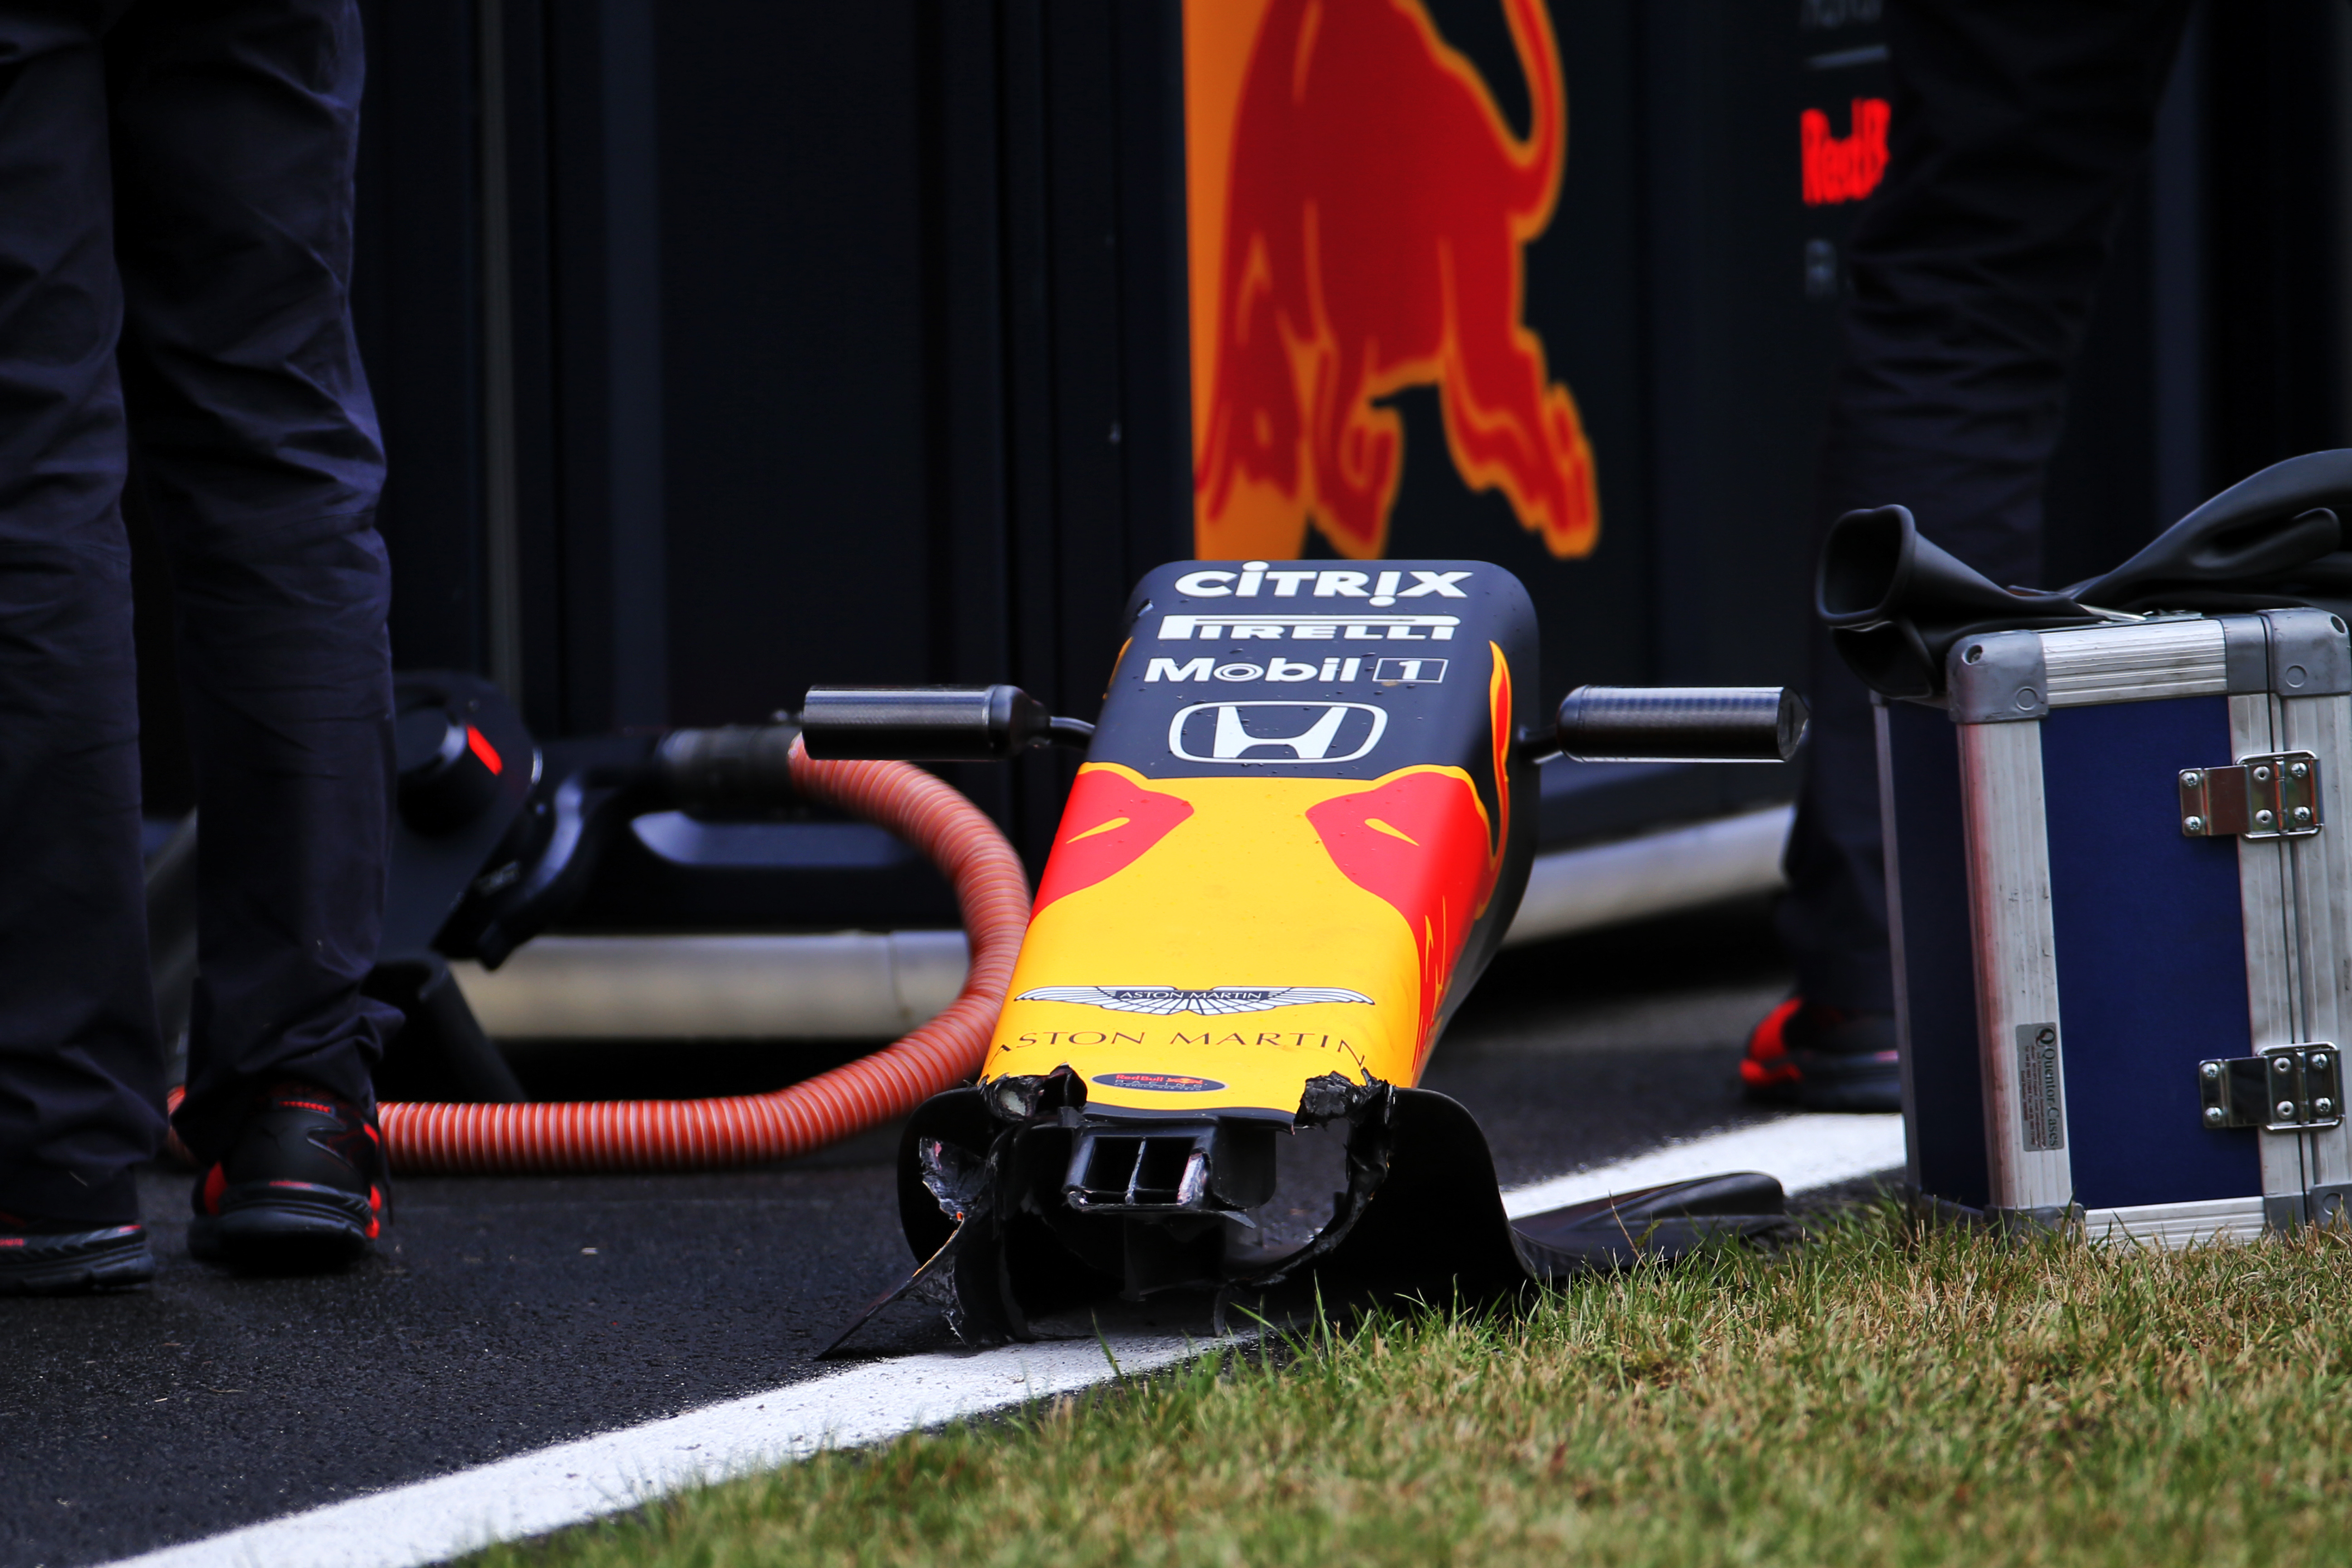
[0,0,397,1223]
[1778,0,2195,1013]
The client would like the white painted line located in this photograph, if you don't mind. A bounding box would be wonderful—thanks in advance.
[101,1335,1216,1568]
[1500,1113,1906,1219]
[452,930,970,1041]
[107,1111,1903,1568]
[1503,803,1792,947]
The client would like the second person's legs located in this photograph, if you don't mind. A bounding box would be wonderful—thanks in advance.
[107,0,399,1257]
[1759,0,2195,1107]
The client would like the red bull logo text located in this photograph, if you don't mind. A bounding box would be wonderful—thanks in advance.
[1801,97,1890,206]
[1186,0,1600,564]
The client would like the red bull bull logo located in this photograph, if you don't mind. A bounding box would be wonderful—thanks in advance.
[1031,769,1196,916]
[1187,0,1599,563]
[1303,652,1510,1055]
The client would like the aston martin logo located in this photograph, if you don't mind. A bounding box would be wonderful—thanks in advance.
[1015,985,1376,1016]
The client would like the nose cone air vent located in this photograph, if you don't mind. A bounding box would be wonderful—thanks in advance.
[1062,1122,1277,1214]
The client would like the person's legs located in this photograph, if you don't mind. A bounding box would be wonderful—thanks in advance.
[105,0,397,1235]
[0,4,167,1262]
[1764,0,2195,1101]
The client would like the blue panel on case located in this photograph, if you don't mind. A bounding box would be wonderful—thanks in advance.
[2041,698,2261,1209]
[1885,702,1987,1209]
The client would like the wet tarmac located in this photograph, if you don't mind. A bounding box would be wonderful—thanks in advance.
[3,898,1809,1568]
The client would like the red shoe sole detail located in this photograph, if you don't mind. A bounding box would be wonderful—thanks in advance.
[1745,997,1805,1067]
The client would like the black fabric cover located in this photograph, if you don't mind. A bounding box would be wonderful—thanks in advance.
[1820,450,2352,699]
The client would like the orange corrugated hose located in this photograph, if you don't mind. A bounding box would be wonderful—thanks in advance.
[382,740,1029,1173]
[170,739,1029,1174]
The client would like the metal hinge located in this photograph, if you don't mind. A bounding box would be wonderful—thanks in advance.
[2180,752,2322,839]
[2200,1044,2342,1131]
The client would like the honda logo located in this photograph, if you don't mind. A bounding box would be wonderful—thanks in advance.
[1167,702,1388,764]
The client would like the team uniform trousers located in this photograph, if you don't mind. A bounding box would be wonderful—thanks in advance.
[1778,0,2196,1013]
[0,0,398,1223]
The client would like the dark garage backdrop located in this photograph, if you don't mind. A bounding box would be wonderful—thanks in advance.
[127,0,2352,919]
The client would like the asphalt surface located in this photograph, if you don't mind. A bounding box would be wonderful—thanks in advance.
[4,898,1799,1568]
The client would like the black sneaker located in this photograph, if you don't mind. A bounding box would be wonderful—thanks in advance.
[1741,998,1902,1113]
[189,1082,388,1270]
[0,1210,155,1295]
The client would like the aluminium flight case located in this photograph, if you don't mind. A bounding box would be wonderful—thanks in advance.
[1882,606,2352,1241]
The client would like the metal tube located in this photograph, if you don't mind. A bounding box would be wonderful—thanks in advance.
[1553,686,1808,763]
[654,724,800,811]
[799,685,1049,760]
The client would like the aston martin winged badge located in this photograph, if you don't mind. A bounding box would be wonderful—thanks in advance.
[1014,985,1376,1016]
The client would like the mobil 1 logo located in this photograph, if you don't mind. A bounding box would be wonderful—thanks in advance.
[1146,655,1448,686]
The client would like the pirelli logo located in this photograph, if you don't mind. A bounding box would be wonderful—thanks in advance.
[1156,614,1459,642]
[2016,1022,2065,1152]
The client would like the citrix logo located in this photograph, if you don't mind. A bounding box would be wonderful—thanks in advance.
[1173,562,1471,607]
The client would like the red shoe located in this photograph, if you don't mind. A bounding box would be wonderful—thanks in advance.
[189,1082,388,1271]
[1742,998,1901,1113]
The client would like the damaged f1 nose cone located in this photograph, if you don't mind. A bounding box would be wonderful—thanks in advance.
[821,562,1798,1356]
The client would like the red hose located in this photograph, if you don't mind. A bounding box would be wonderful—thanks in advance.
[373,738,1029,1174]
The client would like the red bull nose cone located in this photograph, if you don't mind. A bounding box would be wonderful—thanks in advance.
[986,560,1538,1120]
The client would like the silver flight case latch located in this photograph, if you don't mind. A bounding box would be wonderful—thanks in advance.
[2200,1045,2342,1132]
[2180,752,2322,839]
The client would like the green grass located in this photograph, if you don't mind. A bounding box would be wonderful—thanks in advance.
[473,1207,2352,1567]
